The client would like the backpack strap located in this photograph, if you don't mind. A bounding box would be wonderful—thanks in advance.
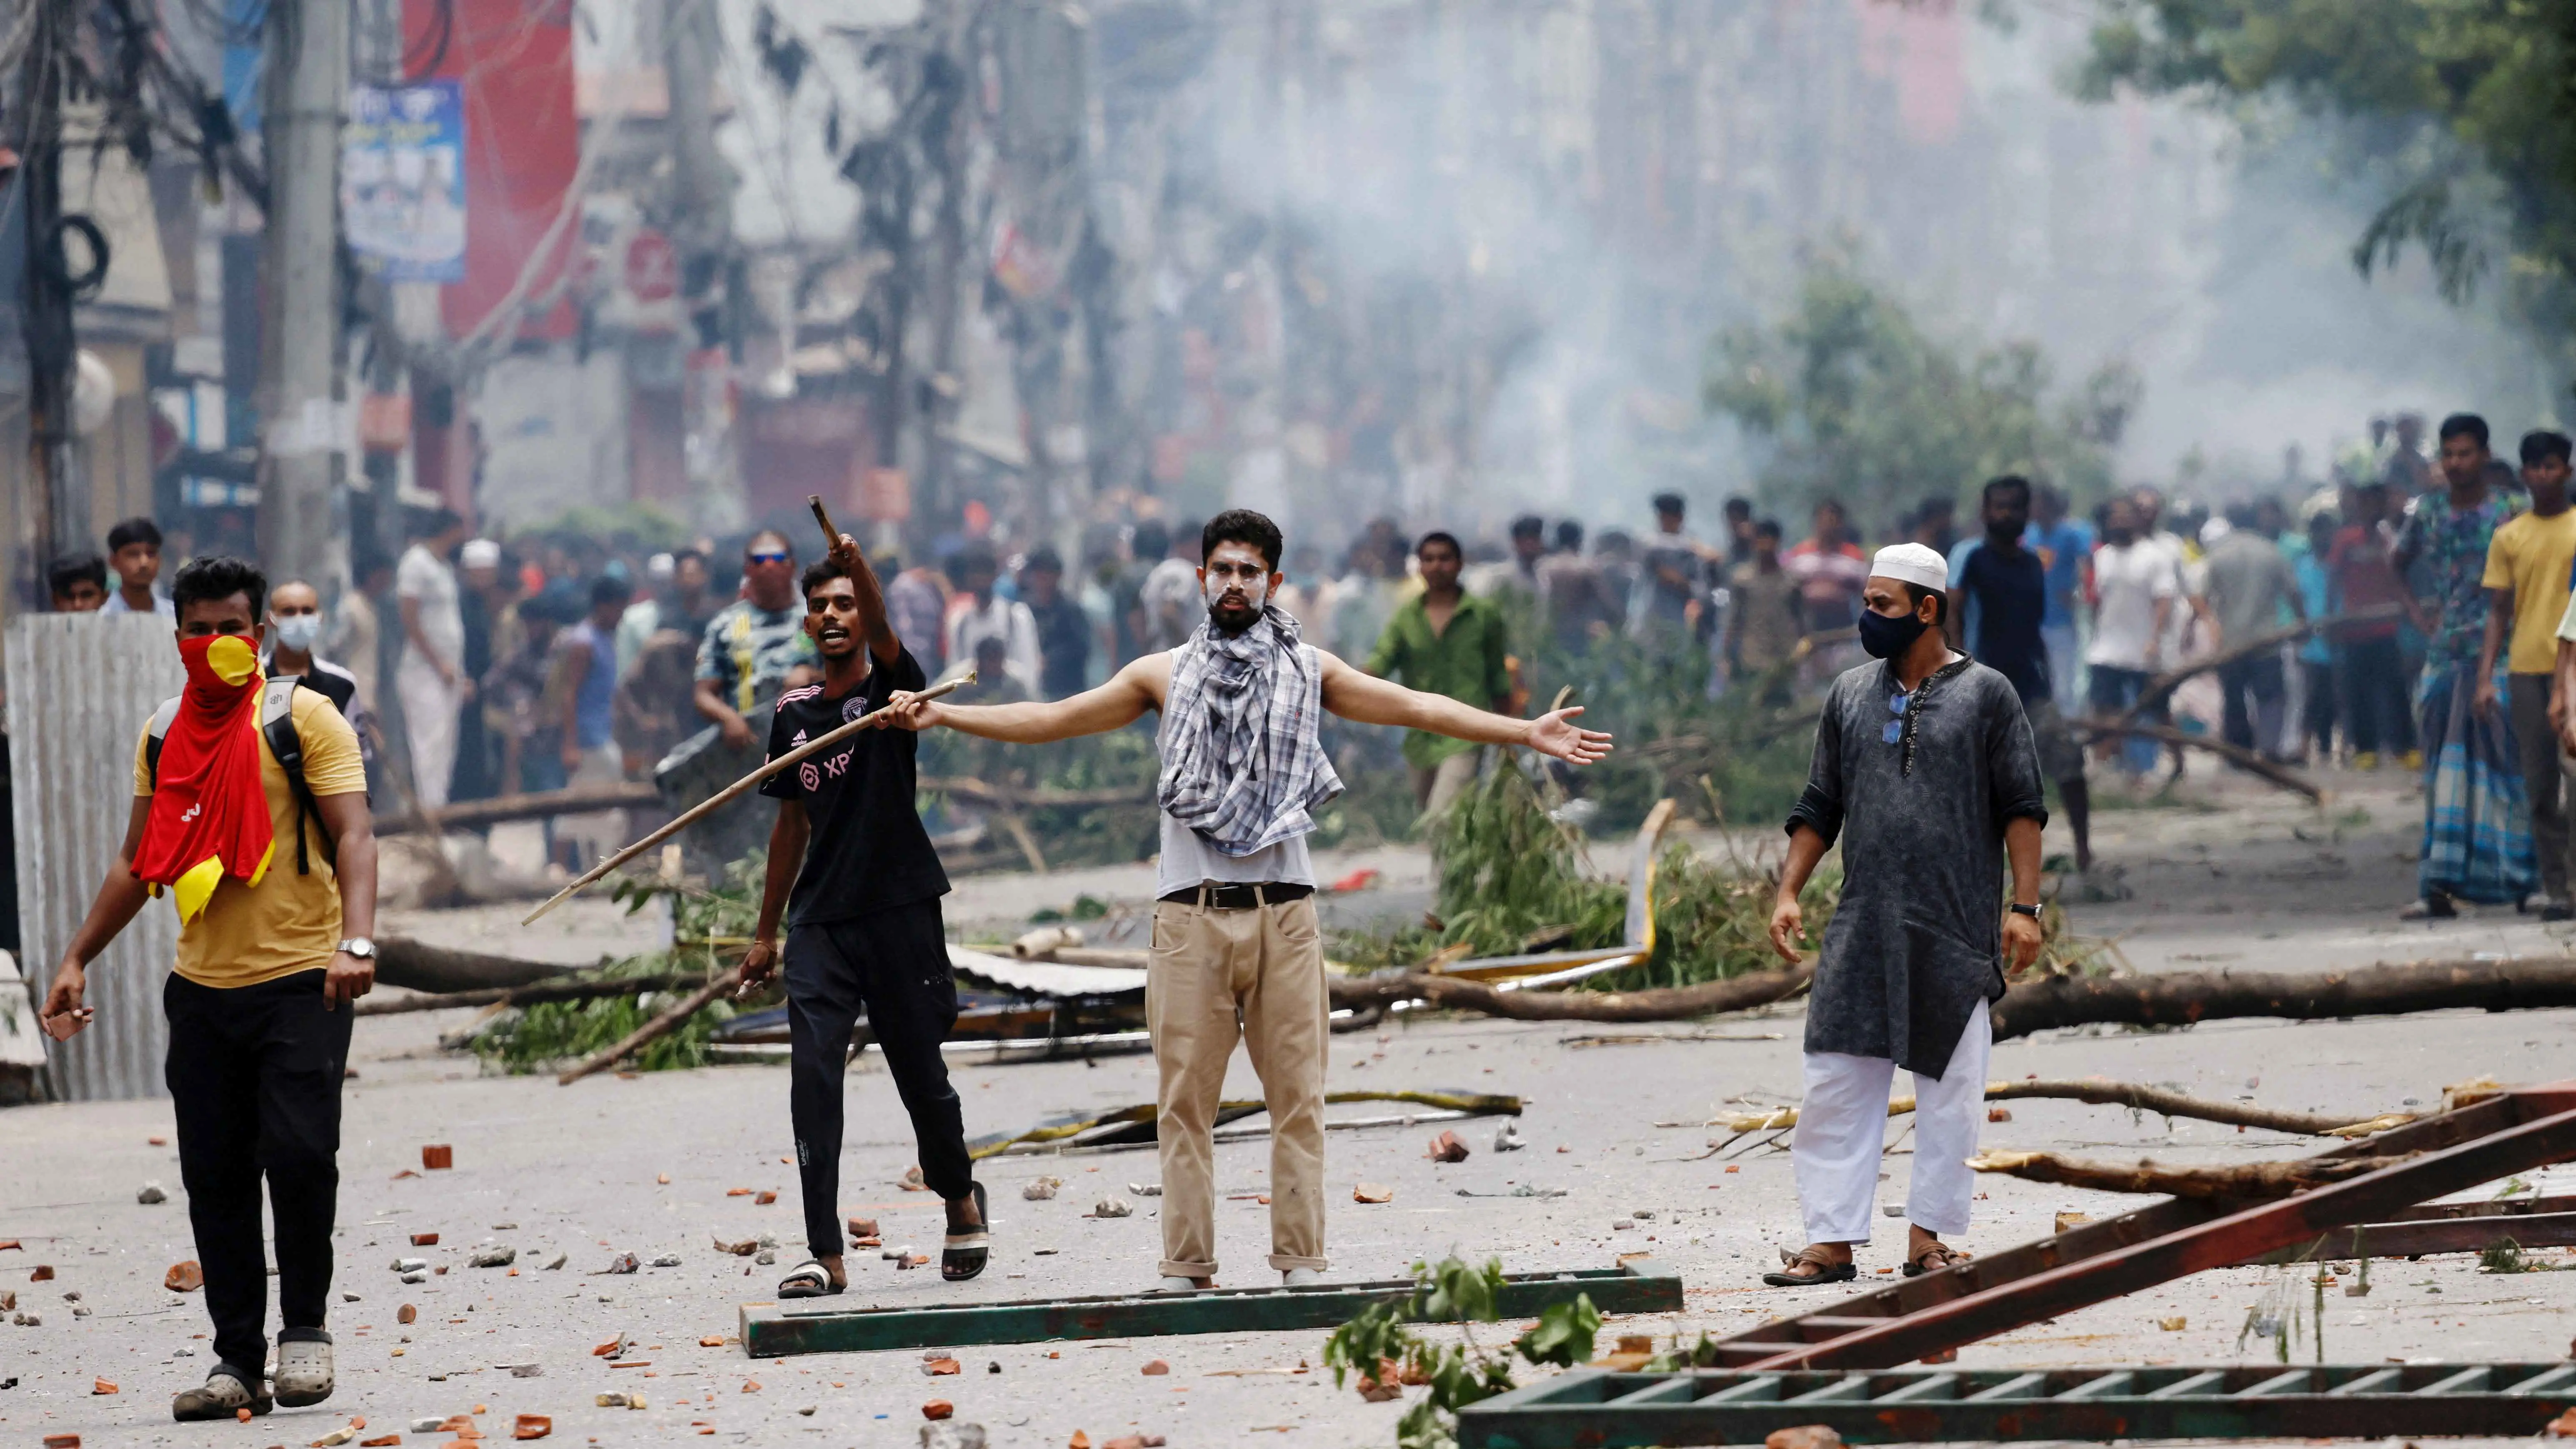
[142,696,183,788]
[262,678,333,876]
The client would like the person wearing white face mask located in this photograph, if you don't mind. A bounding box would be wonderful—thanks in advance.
[266,582,375,771]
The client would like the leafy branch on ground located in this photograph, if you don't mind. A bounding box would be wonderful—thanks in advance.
[1322,1256,1600,1449]
[469,858,779,1074]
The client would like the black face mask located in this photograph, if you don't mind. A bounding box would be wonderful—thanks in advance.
[1858,606,1930,660]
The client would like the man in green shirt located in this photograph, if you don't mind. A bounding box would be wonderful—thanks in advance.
[1366,531,1512,818]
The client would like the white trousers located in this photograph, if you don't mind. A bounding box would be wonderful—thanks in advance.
[396,658,462,811]
[1794,1007,1992,1244]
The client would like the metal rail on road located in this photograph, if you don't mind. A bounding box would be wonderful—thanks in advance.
[1700,1079,2576,1371]
[1456,1362,2576,1448]
[737,1260,1682,1358]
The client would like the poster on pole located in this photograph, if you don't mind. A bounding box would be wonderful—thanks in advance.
[342,82,467,282]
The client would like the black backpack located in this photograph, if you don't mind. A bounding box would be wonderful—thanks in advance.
[143,678,335,876]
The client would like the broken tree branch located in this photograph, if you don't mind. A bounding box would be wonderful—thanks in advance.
[1966,1149,2411,1199]
[376,937,584,994]
[1712,1079,2414,1137]
[1990,957,2576,1039]
[2067,721,2325,801]
[556,966,744,1086]
[2120,604,2406,723]
[373,783,661,837]
[354,972,715,1017]
[1324,962,1814,1020]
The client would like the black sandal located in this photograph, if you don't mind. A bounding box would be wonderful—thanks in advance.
[941,1182,990,1282]
[777,1259,842,1299]
[1760,1246,1858,1287]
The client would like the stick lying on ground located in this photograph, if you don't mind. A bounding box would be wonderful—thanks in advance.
[1324,962,1815,1020]
[1711,1079,2414,1137]
[1966,1149,2411,1199]
[376,937,586,994]
[354,971,715,1017]
[2119,604,2406,723]
[520,671,976,925]
[2068,721,2325,801]
[557,966,745,1085]
[1991,956,2576,1039]
[375,783,661,837]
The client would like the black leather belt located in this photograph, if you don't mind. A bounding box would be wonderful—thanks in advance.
[1158,881,1315,910]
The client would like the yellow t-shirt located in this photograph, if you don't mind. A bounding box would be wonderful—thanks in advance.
[2481,508,2576,674]
[132,686,368,989]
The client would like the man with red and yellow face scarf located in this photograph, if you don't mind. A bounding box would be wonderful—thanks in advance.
[41,556,377,1424]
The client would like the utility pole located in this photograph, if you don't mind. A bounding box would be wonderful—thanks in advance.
[665,0,739,531]
[256,0,350,587]
[16,0,85,570]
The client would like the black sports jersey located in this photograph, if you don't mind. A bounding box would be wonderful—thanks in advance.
[758,648,949,924]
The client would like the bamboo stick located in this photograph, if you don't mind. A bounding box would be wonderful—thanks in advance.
[518,671,975,924]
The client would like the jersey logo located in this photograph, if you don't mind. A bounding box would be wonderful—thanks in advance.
[790,730,808,748]
[799,761,821,792]
[841,694,870,723]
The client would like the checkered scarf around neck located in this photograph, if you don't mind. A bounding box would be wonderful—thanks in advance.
[1158,603,1344,856]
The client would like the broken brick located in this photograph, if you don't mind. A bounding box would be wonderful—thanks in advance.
[1424,1130,1469,1164]
[92,1377,118,1394]
[924,1357,961,1376]
[421,1145,453,1171]
[726,1187,752,1197]
[397,1304,417,1324]
[700,1335,726,1347]
[42,1436,79,1448]
[1069,1434,1092,1449]
[164,1260,203,1293]
[410,1233,438,1246]
[847,1217,879,1238]
[1103,1438,1166,1449]
[921,1399,954,1420]
[2545,1408,2576,1439]
[1352,1183,1393,1204]
[1987,1107,2013,1123]
[741,1380,761,1392]
[511,1414,550,1440]
[899,1166,929,1191]
[593,1334,629,1358]
[754,1191,776,1205]
[30,1264,54,1281]
[360,1439,401,1447]
[1140,1359,1168,1376]
[1765,1427,1843,1449]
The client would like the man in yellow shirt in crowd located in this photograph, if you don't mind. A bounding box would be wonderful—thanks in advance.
[2479,429,2576,918]
[40,556,378,1422]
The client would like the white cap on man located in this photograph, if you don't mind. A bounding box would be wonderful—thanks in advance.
[460,538,502,570]
[1868,542,1949,593]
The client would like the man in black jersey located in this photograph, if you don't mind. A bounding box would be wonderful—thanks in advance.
[1948,475,2092,872]
[737,538,987,1295]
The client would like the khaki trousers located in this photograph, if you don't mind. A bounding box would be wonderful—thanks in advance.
[1146,895,1329,1278]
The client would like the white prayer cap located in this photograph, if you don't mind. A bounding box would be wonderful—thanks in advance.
[459,538,502,569]
[1868,542,1950,593]
[646,551,676,581]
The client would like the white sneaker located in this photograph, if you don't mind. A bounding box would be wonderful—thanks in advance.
[1156,1276,1204,1293]
[1282,1267,1323,1286]
[273,1336,334,1407]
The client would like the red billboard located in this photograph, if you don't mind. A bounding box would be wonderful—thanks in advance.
[403,0,580,341]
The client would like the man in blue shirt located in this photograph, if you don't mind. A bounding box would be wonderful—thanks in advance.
[2293,509,2341,761]
[2023,483,2092,712]
[1950,476,2092,871]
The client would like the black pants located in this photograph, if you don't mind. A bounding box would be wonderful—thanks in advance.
[2341,636,2416,756]
[2299,659,2338,756]
[2218,654,2286,757]
[164,969,351,1381]
[784,901,974,1262]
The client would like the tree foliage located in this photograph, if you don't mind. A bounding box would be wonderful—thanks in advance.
[1702,255,2139,516]
[2076,0,2576,318]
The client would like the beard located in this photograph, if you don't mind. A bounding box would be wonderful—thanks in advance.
[1204,573,1269,635]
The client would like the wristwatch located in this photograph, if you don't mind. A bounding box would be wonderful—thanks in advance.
[2006,903,2042,920]
[339,938,377,959]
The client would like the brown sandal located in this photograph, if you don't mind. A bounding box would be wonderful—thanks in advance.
[1761,1246,1858,1287]
[1903,1239,1971,1277]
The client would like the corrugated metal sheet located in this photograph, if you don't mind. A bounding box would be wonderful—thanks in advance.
[7,614,185,1101]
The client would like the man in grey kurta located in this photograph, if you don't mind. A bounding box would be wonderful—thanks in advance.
[1765,541,2048,1286]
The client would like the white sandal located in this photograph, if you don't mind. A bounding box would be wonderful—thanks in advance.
[777,1259,841,1298]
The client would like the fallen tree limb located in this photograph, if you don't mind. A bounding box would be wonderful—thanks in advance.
[1966,1149,2411,1200]
[1325,962,1814,1020]
[557,966,744,1085]
[377,937,585,994]
[2067,721,2325,801]
[374,783,660,836]
[1991,957,2576,1040]
[917,777,1157,809]
[1712,1079,2414,1137]
[2120,604,2406,723]
[355,972,711,1017]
